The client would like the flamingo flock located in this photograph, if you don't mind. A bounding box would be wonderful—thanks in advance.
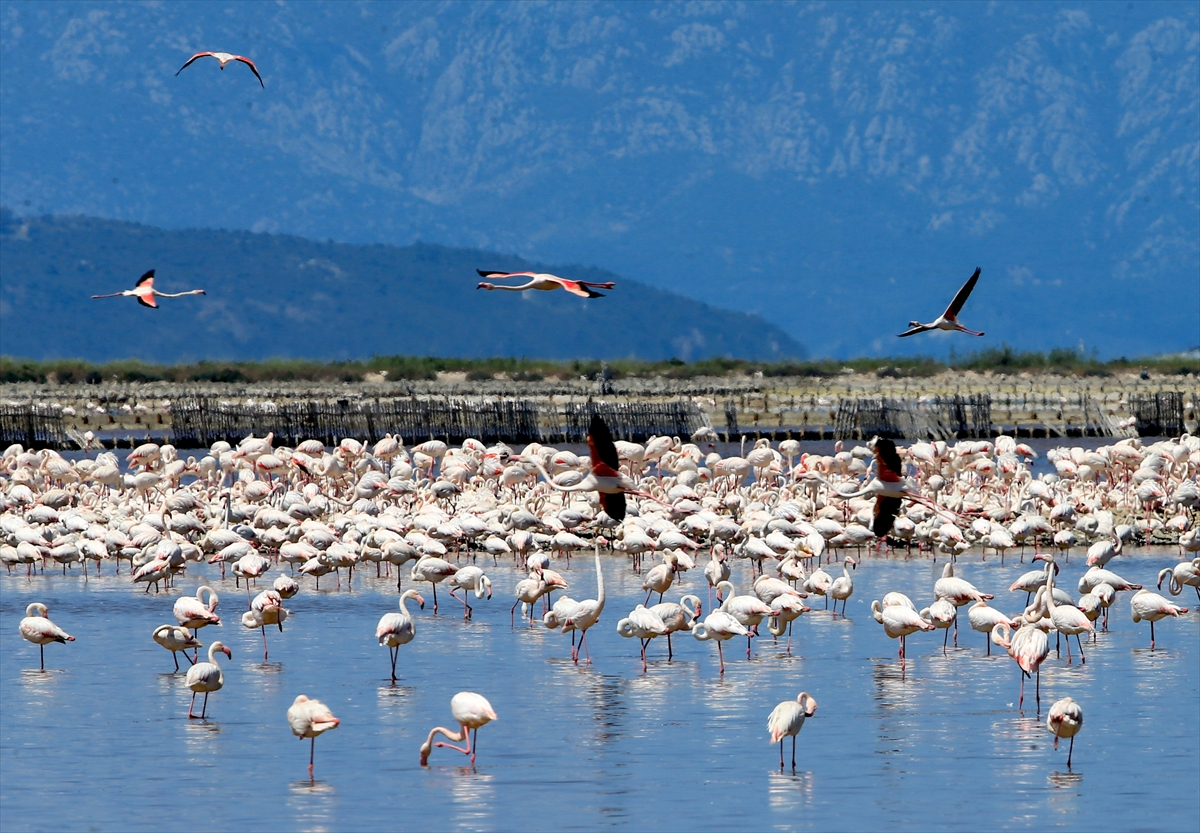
[5,425,1199,775]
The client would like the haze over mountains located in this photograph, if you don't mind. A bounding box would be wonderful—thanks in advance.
[0,210,804,363]
[1,2,1196,360]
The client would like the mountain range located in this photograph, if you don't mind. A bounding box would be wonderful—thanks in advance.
[0,1,1196,359]
[0,209,803,363]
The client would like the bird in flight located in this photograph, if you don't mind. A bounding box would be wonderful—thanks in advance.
[92,270,206,308]
[476,270,614,299]
[898,267,984,337]
[176,52,264,87]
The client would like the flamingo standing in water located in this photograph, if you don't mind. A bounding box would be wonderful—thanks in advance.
[186,641,231,719]
[152,624,202,672]
[1046,696,1083,769]
[1129,588,1189,649]
[288,695,340,780]
[991,617,1050,710]
[897,267,985,337]
[92,270,206,308]
[767,691,818,769]
[19,603,74,670]
[562,546,606,664]
[476,270,614,298]
[176,51,264,87]
[419,692,498,766]
[376,589,425,682]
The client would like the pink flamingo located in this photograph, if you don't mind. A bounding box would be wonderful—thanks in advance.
[898,267,985,337]
[288,695,340,780]
[92,270,206,308]
[476,270,614,298]
[176,51,264,87]
[19,603,74,670]
[419,692,498,766]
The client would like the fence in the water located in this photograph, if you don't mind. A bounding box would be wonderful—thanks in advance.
[1129,392,1184,437]
[829,394,994,441]
[170,396,709,446]
[0,404,67,447]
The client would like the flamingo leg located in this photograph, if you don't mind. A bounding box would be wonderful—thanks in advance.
[942,626,949,654]
[792,734,798,768]
[432,583,438,613]
[201,692,209,719]
[173,651,180,672]
[779,738,784,769]
[747,634,752,659]
[261,626,269,662]
[1066,735,1074,769]
[716,641,725,674]
[309,737,316,780]
[1150,620,1156,649]
[666,631,673,660]
[1077,634,1086,664]
[189,691,198,718]
[389,646,399,682]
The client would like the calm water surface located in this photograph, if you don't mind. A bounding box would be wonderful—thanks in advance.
[3,542,1197,831]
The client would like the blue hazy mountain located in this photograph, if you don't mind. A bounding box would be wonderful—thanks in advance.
[0,209,804,363]
[1,2,1196,360]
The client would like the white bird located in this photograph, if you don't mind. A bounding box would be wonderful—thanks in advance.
[19,603,74,670]
[447,565,492,619]
[1047,696,1083,769]
[176,51,264,87]
[1129,589,1189,649]
[186,641,231,719]
[897,267,985,337]
[152,624,202,672]
[563,547,606,664]
[376,589,425,682]
[288,695,341,780]
[767,691,818,769]
[871,598,935,661]
[616,604,669,670]
[91,269,207,308]
[691,609,750,674]
[419,692,498,766]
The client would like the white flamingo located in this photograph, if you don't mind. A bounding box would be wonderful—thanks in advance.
[376,589,425,682]
[288,695,340,780]
[767,691,818,769]
[19,603,74,670]
[419,692,498,766]
[186,641,231,719]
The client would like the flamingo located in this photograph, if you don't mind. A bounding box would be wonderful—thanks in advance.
[1041,573,1093,664]
[410,555,457,613]
[934,562,993,643]
[419,692,498,766]
[18,603,74,670]
[1129,589,1189,649]
[716,580,773,658]
[152,624,201,672]
[767,692,818,769]
[174,586,220,658]
[91,270,206,308]
[897,267,985,337]
[476,270,614,298]
[691,609,749,674]
[991,618,1050,710]
[830,438,957,538]
[562,547,606,664]
[615,604,669,671]
[967,600,1018,655]
[1046,696,1083,769]
[241,589,289,662]
[828,555,857,617]
[186,641,231,719]
[648,594,702,660]
[920,599,958,653]
[176,51,264,87]
[288,695,340,780]
[375,589,425,682]
[447,566,491,619]
[871,598,935,662]
[1158,558,1200,602]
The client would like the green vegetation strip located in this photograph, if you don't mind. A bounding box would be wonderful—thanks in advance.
[1,347,1196,385]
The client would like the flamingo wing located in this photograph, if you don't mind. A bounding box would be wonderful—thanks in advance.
[550,276,604,298]
[233,55,265,87]
[587,414,621,472]
[176,52,216,75]
[872,438,903,482]
[944,267,982,318]
[897,323,930,338]
[872,496,902,537]
[136,269,155,288]
[476,270,537,279]
[599,492,626,522]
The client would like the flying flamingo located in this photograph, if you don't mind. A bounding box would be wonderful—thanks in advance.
[375,589,425,682]
[476,270,614,298]
[91,270,206,308]
[897,267,985,337]
[419,692,498,767]
[186,641,231,719]
[767,691,818,769]
[1046,696,1083,769]
[176,51,264,87]
[288,695,341,780]
[19,603,74,670]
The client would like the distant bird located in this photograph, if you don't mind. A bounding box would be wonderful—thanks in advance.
[19,603,74,671]
[476,270,614,299]
[176,51,264,87]
[419,692,498,767]
[1046,697,1083,769]
[186,641,231,719]
[898,267,985,337]
[288,695,340,780]
[767,691,818,769]
[92,270,206,309]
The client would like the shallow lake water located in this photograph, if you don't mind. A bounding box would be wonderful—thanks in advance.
[2,543,1197,832]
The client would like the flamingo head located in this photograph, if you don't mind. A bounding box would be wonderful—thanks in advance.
[415,593,426,609]
[476,282,493,290]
